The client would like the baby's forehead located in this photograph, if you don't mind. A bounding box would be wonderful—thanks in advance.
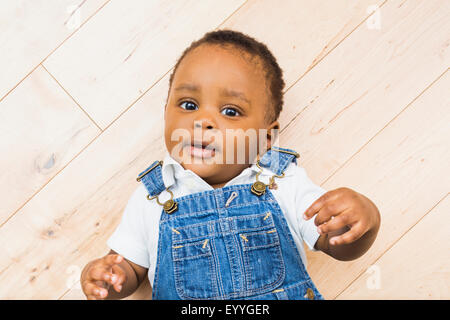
[186,43,265,74]
[176,50,267,92]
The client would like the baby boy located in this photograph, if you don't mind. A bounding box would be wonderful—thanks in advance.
[80,29,380,300]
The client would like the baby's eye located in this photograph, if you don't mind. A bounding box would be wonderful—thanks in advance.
[221,107,241,117]
[179,101,198,111]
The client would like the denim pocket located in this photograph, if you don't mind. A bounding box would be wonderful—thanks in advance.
[172,238,219,299]
[239,228,285,293]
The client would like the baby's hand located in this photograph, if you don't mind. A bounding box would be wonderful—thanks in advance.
[303,187,380,246]
[81,254,126,300]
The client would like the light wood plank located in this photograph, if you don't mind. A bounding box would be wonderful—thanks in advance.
[302,69,450,299]
[2,0,447,300]
[56,0,383,300]
[0,73,169,299]
[0,66,100,225]
[43,0,246,129]
[337,195,450,299]
[280,0,450,182]
[0,0,109,101]
[221,0,385,91]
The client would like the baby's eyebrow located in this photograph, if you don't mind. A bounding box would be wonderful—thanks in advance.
[221,87,251,105]
[175,83,199,92]
[175,83,251,105]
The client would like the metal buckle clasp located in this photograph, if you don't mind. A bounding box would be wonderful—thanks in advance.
[251,155,285,196]
[147,187,178,214]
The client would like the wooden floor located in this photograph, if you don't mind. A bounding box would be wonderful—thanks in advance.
[0,0,448,300]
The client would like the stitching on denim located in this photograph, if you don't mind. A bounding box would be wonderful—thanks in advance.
[171,226,276,243]
[172,239,212,261]
[242,238,252,292]
[171,225,275,244]
[151,220,165,299]
[172,238,221,299]
[238,228,286,296]
[155,165,164,189]
[177,184,269,202]
[162,200,277,221]
[209,239,224,299]
[151,148,312,299]
[241,229,280,251]
[173,211,273,232]
[170,212,275,243]
[159,196,277,223]
[142,164,165,197]
[220,200,277,210]
[168,212,284,299]
[171,184,255,203]
[166,208,217,220]
[280,279,324,300]
[231,232,245,294]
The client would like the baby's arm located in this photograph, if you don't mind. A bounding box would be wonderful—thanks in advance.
[80,250,148,300]
[304,187,381,261]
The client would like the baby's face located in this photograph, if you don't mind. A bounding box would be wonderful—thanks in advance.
[164,44,279,188]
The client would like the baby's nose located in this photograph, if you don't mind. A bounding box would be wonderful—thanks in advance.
[194,119,214,130]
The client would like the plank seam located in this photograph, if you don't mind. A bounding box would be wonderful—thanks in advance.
[320,67,449,187]
[280,0,388,134]
[0,129,102,229]
[0,0,112,103]
[1,0,251,231]
[99,0,251,133]
[41,64,102,131]
[329,67,449,298]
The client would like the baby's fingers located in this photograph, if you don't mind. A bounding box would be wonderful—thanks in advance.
[329,222,365,246]
[88,266,116,284]
[103,254,123,267]
[82,280,109,299]
[317,212,351,235]
[111,264,127,292]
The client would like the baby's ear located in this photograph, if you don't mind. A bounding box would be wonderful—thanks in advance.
[266,120,280,148]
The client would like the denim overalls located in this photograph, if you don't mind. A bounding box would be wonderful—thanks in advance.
[137,147,324,300]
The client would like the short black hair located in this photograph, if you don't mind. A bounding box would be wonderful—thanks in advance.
[167,29,285,124]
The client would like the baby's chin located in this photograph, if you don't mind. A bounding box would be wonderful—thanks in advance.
[180,161,224,181]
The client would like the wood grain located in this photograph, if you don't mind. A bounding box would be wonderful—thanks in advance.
[0,66,99,225]
[0,0,109,101]
[280,0,449,182]
[337,194,449,299]
[0,72,169,298]
[43,0,246,129]
[55,0,385,300]
[0,0,448,300]
[305,68,450,299]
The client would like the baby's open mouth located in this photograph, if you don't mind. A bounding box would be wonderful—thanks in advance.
[184,140,218,159]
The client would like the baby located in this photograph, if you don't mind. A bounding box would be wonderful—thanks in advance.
[80,29,380,300]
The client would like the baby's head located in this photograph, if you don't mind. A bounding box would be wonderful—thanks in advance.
[163,29,285,188]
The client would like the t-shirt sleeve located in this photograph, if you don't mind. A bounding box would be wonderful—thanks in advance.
[107,185,150,268]
[293,165,327,252]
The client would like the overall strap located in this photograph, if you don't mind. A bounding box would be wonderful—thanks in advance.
[258,146,300,175]
[136,160,166,197]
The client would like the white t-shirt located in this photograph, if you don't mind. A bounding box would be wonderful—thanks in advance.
[107,151,326,287]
